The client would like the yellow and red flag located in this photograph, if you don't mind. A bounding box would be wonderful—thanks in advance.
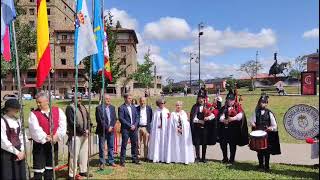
[98,26,112,81]
[36,0,51,87]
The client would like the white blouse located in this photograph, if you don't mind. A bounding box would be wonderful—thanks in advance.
[1,115,27,155]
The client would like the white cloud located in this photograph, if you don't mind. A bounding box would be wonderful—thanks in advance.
[183,27,277,56]
[302,28,319,39]
[105,8,138,30]
[143,17,191,40]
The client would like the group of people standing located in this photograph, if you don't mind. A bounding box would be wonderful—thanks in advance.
[1,89,283,180]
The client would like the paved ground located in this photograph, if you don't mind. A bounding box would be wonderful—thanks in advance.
[24,133,318,166]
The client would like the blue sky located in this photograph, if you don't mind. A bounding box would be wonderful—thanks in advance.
[87,0,319,82]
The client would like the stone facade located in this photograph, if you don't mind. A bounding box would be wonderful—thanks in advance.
[1,0,162,97]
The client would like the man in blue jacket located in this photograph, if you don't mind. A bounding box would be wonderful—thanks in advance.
[95,94,117,169]
[118,93,140,166]
[136,97,153,161]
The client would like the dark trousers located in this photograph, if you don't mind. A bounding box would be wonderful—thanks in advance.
[195,145,207,160]
[33,142,58,180]
[220,140,237,162]
[120,129,138,164]
[98,132,115,165]
[257,150,270,168]
[1,149,26,180]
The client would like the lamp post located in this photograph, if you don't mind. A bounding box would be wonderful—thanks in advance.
[198,22,204,89]
[189,52,197,90]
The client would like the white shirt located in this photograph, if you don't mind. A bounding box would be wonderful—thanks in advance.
[29,108,67,144]
[126,104,133,124]
[250,110,277,131]
[219,107,243,122]
[1,115,27,155]
[140,106,147,126]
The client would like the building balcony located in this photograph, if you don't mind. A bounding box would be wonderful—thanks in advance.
[57,38,74,44]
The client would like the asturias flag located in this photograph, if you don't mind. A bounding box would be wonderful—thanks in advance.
[92,0,104,74]
[36,0,51,88]
[74,0,97,66]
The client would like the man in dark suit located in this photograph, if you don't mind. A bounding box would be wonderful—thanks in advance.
[118,93,140,166]
[95,94,117,169]
[136,97,153,161]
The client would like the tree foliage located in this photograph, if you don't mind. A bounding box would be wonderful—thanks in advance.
[83,11,131,92]
[239,60,263,90]
[288,56,307,79]
[132,50,154,88]
[1,3,36,78]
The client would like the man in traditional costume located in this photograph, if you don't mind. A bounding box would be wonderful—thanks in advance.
[29,92,66,179]
[148,98,170,162]
[190,95,216,163]
[166,101,194,164]
[218,90,248,164]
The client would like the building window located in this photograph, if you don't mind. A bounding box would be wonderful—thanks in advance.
[61,59,66,65]
[30,0,34,2]
[47,8,50,15]
[65,17,67,22]
[30,59,35,66]
[29,8,35,15]
[60,46,66,53]
[48,21,51,27]
[46,0,50,2]
[29,21,35,28]
[121,57,126,65]
[62,35,68,40]
[121,46,126,52]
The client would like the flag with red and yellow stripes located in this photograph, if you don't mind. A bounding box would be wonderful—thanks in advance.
[36,0,51,88]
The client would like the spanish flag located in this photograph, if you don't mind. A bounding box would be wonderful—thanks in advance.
[36,0,51,88]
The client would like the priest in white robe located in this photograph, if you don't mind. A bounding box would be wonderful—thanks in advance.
[148,98,170,162]
[166,101,195,164]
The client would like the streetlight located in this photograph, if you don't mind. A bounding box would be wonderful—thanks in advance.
[189,52,197,89]
[198,22,204,89]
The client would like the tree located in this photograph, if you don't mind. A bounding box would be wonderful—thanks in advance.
[116,20,122,28]
[132,50,154,88]
[166,77,174,95]
[288,56,307,80]
[83,11,131,93]
[239,60,263,90]
[1,4,36,79]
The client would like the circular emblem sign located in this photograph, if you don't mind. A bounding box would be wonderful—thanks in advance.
[284,104,319,140]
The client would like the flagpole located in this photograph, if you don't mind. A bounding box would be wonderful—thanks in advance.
[101,0,107,170]
[48,65,56,180]
[73,65,79,180]
[12,21,31,180]
[87,1,94,178]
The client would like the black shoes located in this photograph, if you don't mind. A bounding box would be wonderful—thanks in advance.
[120,162,125,167]
[228,160,235,165]
[201,159,207,163]
[79,172,93,177]
[222,158,229,164]
[133,161,141,165]
[195,158,201,163]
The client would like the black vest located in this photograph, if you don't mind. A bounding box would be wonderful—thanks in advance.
[255,108,271,130]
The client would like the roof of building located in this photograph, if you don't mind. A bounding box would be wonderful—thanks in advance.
[303,50,319,59]
[111,27,139,43]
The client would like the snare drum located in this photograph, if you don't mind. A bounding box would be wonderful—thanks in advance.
[249,130,268,151]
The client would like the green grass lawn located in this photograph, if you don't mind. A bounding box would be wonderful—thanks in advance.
[53,156,319,179]
[20,88,319,144]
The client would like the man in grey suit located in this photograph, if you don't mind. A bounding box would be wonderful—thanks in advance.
[95,94,117,169]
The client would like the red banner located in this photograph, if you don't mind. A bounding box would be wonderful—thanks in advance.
[301,71,317,95]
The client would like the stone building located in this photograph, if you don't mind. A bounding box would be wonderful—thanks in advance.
[1,0,162,97]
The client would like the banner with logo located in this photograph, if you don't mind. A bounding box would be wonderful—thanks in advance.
[301,71,317,95]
